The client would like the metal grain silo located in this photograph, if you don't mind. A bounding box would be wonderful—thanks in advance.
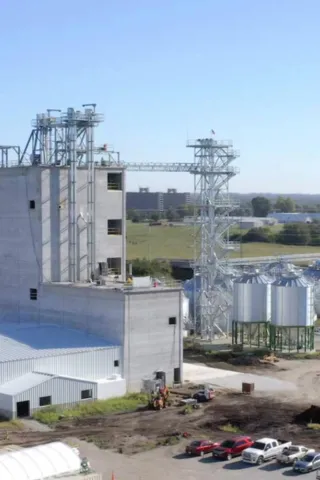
[233,271,271,323]
[270,272,315,352]
[231,270,272,348]
[303,260,320,316]
[271,274,315,327]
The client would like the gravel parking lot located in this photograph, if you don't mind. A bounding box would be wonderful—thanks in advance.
[76,438,318,480]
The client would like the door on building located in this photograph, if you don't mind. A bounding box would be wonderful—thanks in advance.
[173,367,181,383]
[16,400,30,418]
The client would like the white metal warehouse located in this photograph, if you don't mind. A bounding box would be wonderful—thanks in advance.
[0,441,82,480]
[0,323,125,419]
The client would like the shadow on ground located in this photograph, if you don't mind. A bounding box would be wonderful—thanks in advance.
[223,460,253,470]
[259,463,284,471]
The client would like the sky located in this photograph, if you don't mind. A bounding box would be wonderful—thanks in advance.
[1,0,320,193]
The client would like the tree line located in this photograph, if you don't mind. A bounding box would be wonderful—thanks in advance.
[230,222,320,246]
[127,195,320,223]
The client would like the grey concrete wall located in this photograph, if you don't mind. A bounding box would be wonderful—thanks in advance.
[38,284,125,344]
[41,167,126,283]
[0,167,42,296]
[123,289,183,391]
[0,165,126,319]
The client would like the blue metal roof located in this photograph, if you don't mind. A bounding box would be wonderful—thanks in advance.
[0,323,117,362]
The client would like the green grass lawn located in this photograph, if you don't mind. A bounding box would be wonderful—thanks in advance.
[126,222,320,260]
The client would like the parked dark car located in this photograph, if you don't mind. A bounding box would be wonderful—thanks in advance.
[212,436,254,461]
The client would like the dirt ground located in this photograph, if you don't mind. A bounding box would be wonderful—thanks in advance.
[1,357,320,456]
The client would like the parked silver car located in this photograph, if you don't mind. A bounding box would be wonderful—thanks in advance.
[294,452,320,473]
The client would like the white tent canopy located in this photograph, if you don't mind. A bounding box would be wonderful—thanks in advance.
[0,441,81,480]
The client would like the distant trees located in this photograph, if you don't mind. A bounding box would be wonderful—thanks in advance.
[274,196,295,213]
[251,196,271,217]
[231,222,320,247]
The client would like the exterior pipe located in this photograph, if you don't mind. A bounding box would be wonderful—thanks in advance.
[68,108,77,283]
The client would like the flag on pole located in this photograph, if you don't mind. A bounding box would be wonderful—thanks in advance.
[211,129,215,135]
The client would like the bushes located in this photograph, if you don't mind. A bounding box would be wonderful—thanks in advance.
[128,258,172,277]
[33,393,148,425]
[231,223,320,247]
[241,227,275,243]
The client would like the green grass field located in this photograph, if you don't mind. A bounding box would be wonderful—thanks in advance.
[126,222,320,260]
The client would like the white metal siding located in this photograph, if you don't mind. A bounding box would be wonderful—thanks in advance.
[271,285,315,326]
[233,283,271,323]
[13,377,98,415]
[124,290,183,391]
[35,348,122,379]
[0,347,121,384]
[0,359,35,384]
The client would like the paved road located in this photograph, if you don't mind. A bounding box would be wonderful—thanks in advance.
[75,438,318,480]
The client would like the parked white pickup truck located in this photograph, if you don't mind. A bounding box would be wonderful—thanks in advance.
[277,445,315,465]
[242,438,292,465]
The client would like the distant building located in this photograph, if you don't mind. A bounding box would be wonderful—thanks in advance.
[268,212,320,224]
[183,216,277,229]
[126,188,191,212]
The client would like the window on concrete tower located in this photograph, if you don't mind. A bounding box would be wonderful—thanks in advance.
[107,257,121,276]
[29,200,35,209]
[81,389,93,400]
[108,172,122,190]
[30,288,37,300]
[114,360,119,367]
[108,219,122,235]
[169,317,177,325]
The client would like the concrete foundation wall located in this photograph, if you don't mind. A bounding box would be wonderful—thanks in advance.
[124,289,183,391]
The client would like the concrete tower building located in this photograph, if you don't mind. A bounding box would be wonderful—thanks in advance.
[0,108,183,419]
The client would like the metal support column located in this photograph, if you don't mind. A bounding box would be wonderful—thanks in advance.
[67,108,77,283]
[84,106,96,280]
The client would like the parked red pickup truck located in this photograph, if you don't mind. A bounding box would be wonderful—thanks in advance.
[185,440,219,457]
[212,436,254,460]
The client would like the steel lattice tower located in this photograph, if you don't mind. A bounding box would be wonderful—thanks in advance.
[18,106,104,283]
[187,137,240,338]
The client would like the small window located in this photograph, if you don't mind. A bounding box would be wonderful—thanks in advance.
[108,219,122,235]
[29,200,35,209]
[30,288,37,301]
[169,317,176,325]
[114,360,119,367]
[174,367,181,383]
[108,172,122,190]
[81,389,93,400]
[39,396,51,407]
